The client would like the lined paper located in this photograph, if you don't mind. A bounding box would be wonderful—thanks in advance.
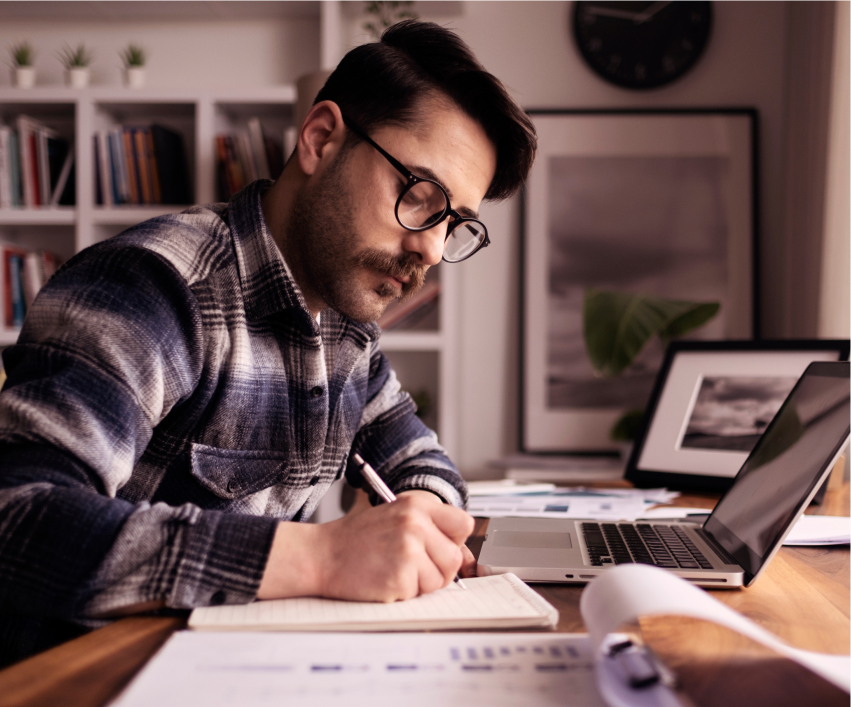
[189,574,557,631]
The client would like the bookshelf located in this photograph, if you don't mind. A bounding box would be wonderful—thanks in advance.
[0,83,460,461]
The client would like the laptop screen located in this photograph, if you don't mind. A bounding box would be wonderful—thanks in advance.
[703,361,850,585]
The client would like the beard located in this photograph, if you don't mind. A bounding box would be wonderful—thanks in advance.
[283,151,427,324]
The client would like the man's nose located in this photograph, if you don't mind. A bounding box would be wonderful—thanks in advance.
[401,223,446,266]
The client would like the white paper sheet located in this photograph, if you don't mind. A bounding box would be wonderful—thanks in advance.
[467,489,678,520]
[580,564,850,704]
[110,632,608,707]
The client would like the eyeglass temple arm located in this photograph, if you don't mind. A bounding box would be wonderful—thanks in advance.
[341,115,415,182]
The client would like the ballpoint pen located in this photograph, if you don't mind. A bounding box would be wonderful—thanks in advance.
[353,452,468,590]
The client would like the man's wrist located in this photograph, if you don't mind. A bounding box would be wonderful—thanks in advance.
[256,521,324,599]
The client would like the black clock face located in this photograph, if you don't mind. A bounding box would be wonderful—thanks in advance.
[573,1,712,90]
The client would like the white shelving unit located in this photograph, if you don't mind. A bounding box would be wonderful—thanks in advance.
[0,81,460,461]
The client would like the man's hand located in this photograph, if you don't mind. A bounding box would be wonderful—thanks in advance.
[257,492,475,602]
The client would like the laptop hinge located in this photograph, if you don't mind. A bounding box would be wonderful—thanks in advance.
[696,527,739,566]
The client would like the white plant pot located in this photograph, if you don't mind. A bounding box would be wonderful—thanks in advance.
[13,66,36,88]
[123,66,145,88]
[66,67,90,88]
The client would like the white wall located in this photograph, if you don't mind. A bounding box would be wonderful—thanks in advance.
[345,2,790,474]
[0,17,319,88]
[819,0,851,338]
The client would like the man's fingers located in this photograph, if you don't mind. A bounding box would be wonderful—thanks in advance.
[421,525,464,586]
[427,502,475,545]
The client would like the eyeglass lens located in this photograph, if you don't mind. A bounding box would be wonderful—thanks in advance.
[444,221,486,262]
[396,181,486,262]
[396,181,448,230]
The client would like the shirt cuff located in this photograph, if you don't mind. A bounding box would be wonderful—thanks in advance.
[167,509,278,608]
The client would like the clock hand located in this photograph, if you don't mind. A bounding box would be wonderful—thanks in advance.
[635,1,673,23]
[583,4,644,21]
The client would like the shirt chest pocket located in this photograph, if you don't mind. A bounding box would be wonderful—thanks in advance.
[189,443,295,500]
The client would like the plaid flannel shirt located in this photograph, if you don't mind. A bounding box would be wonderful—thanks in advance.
[0,180,466,665]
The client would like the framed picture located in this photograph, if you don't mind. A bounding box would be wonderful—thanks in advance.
[625,340,850,491]
[521,110,758,453]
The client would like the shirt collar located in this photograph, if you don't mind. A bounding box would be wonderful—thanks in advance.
[226,180,380,341]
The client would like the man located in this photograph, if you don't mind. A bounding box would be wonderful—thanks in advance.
[0,20,536,666]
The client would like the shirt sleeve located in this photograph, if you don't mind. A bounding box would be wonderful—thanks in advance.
[346,342,468,509]
[0,241,277,624]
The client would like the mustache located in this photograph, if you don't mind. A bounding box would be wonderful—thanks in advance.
[356,250,427,300]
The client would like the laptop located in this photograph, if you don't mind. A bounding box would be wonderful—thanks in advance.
[478,361,850,588]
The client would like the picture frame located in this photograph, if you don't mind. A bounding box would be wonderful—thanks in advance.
[625,339,850,492]
[521,109,758,453]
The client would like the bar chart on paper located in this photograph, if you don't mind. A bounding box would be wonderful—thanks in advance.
[112,631,607,707]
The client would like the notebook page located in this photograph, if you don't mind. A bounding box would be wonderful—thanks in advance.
[190,574,553,630]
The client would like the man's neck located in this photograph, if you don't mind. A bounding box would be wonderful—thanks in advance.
[261,174,325,319]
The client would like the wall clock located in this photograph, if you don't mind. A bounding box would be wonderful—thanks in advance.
[573,1,713,90]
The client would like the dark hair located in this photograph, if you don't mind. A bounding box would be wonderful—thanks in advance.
[314,20,536,201]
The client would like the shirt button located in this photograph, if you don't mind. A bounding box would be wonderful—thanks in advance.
[309,476,320,486]
[310,386,324,398]
[226,478,238,493]
[210,590,226,605]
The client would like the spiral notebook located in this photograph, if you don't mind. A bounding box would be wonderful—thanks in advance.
[188,573,558,632]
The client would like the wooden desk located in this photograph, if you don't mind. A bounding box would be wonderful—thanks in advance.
[1,483,848,707]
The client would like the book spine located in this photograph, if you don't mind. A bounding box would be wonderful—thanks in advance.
[146,130,162,204]
[9,131,21,207]
[7,252,25,327]
[22,251,41,308]
[97,131,113,207]
[0,127,10,209]
[236,132,258,183]
[247,118,271,180]
[37,129,51,206]
[134,129,152,205]
[50,144,74,207]
[123,128,140,205]
[16,118,33,207]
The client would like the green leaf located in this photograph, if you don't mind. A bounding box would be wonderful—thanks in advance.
[660,302,720,342]
[611,409,646,442]
[583,289,721,378]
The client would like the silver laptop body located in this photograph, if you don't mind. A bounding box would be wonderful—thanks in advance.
[478,361,850,589]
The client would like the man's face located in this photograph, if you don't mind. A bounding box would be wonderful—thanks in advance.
[287,100,497,323]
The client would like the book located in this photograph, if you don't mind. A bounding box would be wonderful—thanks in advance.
[9,131,21,207]
[49,143,75,207]
[247,117,271,180]
[188,573,558,632]
[122,128,140,205]
[0,126,10,209]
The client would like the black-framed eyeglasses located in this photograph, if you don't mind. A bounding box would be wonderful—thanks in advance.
[342,115,490,263]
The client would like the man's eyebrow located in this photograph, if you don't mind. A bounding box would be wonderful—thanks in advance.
[410,164,480,220]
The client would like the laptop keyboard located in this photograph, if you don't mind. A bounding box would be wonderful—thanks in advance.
[581,522,714,570]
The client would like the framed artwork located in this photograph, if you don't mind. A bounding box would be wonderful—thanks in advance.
[521,109,758,453]
[625,340,850,491]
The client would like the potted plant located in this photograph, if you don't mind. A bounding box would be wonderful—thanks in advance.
[363,1,417,40]
[583,288,720,448]
[8,41,36,88]
[59,43,93,88]
[120,44,145,88]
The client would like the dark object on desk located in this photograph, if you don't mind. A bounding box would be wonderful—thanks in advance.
[479,361,851,588]
[625,339,849,492]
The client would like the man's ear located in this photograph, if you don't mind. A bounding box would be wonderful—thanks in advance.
[297,101,347,177]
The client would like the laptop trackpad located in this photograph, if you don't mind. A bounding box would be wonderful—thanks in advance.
[492,530,572,549]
